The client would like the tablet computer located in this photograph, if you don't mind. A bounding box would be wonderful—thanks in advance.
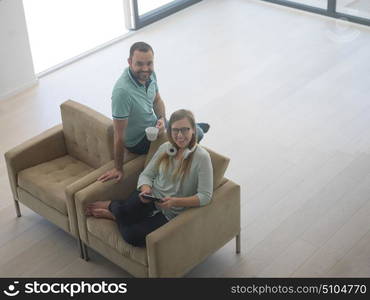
[141,194,162,202]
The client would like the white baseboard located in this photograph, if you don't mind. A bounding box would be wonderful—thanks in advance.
[0,78,39,102]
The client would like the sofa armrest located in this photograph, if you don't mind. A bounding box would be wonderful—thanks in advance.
[74,155,146,243]
[65,160,115,237]
[4,124,66,201]
[146,179,240,278]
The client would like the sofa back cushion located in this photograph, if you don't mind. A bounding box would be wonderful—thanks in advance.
[202,146,230,189]
[61,100,114,168]
[145,133,229,190]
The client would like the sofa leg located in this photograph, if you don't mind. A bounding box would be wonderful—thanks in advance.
[82,243,90,261]
[236,233,241,254]
[14,199,21,217]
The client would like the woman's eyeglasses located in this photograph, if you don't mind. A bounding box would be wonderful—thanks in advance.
[171,127,190,135]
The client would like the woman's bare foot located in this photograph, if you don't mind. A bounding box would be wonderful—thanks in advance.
[85,200,111,216]
[91,208,115,220]
[85,207,92,216]
[85,201,111,216]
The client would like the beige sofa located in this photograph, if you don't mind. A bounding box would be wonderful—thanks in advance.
[74,134,241,277]
[4,100,138,256]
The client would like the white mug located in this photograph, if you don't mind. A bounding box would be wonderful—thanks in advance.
[145,127,159,141]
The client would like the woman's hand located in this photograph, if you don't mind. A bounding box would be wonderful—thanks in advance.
[140,184,152,195]
[139,185,152,203]
[157,197,177,209]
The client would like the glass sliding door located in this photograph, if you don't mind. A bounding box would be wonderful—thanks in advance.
[23,0,203,74]
[279,0,327,9]
[336,0,370,19]
[259,0,329,18]
[138,0,176,16]
[23,0,128,74]
[126,0,201,30]
[260,0,370,26]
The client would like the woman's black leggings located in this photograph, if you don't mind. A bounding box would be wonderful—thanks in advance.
[108,190,168,247]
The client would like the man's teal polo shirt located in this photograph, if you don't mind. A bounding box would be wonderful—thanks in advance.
[111,67,159,147]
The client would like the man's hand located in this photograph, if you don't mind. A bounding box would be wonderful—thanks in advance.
[97,168,123,183]
[156,118,165,133]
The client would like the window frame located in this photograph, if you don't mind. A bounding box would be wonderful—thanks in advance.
[125,0,202,30]
[259,0,370,26]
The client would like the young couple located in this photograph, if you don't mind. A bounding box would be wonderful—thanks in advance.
[86,109,213,247]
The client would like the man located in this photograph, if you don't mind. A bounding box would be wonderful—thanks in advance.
[98,42,209,183]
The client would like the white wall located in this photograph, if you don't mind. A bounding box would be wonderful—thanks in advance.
[0,0,37,100]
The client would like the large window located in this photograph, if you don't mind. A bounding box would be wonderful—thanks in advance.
[260,0,370,26]
[23,0,201,74]
[138,0,175,15]
[336,0,370,19]
[288,0,327,9]
[23,0,128,74]
[126,0,201,30]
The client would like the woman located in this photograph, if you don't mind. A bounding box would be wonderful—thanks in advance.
[86,109,213,247]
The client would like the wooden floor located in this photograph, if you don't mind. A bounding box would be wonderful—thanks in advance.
[1,0,370,277]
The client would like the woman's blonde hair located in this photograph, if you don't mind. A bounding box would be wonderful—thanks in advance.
[155,109,197,182]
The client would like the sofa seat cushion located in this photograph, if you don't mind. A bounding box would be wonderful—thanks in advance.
[87,217,148,266]
[18,155,93,215]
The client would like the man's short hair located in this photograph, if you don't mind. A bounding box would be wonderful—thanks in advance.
[129,42,154,58]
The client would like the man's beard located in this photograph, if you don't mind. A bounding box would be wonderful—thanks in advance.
[135,70,152,81]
